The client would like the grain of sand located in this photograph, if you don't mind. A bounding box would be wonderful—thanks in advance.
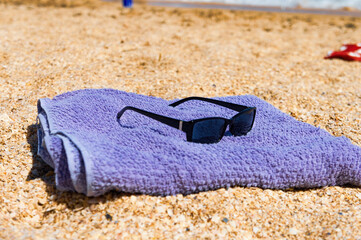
[0,1,361,239]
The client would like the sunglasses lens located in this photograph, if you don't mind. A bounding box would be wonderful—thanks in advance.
[230,109,255,136]
[191,119,226,143]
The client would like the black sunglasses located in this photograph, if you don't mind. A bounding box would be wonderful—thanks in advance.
[116,97,256,144]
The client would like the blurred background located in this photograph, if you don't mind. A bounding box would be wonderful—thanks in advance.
[148,0,361,11]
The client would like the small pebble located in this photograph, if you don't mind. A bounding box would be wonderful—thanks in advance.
[105,213,113,221]
[289,227,300,235]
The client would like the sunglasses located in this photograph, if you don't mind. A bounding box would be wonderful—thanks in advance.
[116,97,256,144]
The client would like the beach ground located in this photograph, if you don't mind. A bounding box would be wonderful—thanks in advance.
[0,1,361,239]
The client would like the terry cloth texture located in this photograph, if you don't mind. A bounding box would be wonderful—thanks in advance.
[37,89,361,197]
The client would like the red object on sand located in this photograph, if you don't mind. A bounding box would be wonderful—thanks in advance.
[325,43,361,61]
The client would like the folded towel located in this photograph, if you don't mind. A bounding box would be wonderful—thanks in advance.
[37,89,361,196]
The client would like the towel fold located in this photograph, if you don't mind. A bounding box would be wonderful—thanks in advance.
[37,89,361,196]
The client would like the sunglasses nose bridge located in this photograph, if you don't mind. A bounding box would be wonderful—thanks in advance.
[228,113,242,134]
[228,117,236,128]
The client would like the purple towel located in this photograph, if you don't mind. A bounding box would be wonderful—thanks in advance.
[37,89,361,196]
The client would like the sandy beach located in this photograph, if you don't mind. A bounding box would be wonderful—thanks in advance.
[0,0,361,238]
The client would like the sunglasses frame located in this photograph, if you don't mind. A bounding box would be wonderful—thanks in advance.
[116,97,256,143]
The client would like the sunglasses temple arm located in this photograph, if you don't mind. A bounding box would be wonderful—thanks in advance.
[169,96,249,112]
[117,106,187,132]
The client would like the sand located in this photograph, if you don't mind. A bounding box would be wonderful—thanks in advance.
[0,1,361,239]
